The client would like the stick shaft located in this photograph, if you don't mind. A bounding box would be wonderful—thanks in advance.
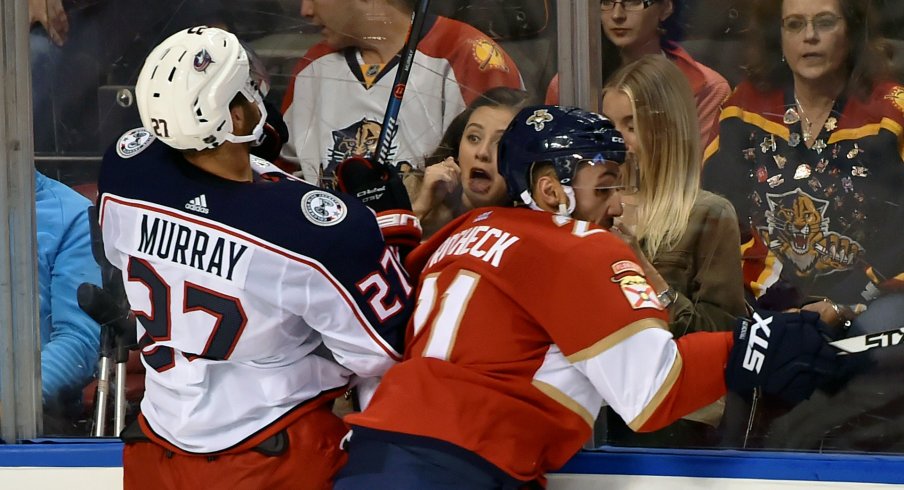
[373,0,432,168]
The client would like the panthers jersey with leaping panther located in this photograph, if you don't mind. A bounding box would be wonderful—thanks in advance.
[703,81,904,305]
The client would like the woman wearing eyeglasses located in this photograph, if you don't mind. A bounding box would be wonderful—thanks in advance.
[702,0,904,451]
[703,0,904,328]
[546,0,730,146]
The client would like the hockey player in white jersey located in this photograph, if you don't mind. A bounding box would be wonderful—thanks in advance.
[98,26,416,490]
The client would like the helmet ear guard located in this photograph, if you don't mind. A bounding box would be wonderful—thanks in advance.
[135,26,267,151]
[497,105,629,208]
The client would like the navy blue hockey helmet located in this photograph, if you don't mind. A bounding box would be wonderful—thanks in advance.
[497,105,628,205]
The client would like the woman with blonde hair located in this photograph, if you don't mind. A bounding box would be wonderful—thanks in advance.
[601,54,746,447]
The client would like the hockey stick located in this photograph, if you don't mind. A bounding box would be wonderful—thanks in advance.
[830,326,904,354]
[372,0,431,169]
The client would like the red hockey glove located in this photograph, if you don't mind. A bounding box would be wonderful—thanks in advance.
[336,157,421,248]
[726,309,841,405]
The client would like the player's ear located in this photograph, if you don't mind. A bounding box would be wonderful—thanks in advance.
[229,103,247,133]
[532,175,563,212]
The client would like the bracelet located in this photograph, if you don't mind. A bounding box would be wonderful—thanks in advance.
[823,298,842,317]
[823,298,852,329]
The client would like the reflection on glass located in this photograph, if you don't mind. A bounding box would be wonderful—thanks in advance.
[24,0,904,461]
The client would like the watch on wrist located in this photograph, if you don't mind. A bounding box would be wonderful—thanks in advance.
[657,287,677,308]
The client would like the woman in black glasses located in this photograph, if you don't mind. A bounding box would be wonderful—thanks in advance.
[546,0,730,146]
[703,0,904,451]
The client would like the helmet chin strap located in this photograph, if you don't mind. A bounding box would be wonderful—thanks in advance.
[224,82,268,146]
[557,185,577,217]
[523,185,577,217]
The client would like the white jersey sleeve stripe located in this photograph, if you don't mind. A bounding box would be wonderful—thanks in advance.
[566,317,667,363]
[532,380,596,427]
[570,327,680,427]
[531,344,602,427]
[626,352,682,430]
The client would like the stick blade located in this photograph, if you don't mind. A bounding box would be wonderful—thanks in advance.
[830,327,904,354]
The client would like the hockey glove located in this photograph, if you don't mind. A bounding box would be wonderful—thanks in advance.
[336,157,421,249]
[726,309,840,405]
[250,99,289,163]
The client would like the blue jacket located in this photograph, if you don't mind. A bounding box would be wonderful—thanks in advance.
[36,172,101,403]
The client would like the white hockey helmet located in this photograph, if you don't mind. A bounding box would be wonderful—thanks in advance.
[135,26,267,151]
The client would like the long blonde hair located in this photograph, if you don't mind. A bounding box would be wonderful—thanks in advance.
[604,55,701,259]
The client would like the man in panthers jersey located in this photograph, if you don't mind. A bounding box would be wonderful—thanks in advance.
[334,106,840,488]
[280,0,523,185]
[98,26,415,489]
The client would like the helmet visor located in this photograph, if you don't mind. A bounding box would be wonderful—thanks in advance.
[570,155,639,195]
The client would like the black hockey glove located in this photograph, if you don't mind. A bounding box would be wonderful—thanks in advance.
[726,309,840,405]
[336,157,412,211]
[336,157,422,249]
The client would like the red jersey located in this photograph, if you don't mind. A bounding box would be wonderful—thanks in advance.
[346,207,732,482]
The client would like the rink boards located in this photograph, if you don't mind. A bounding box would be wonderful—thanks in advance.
[1,441,902,489]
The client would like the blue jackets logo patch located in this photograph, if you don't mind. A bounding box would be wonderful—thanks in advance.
[301,190,347,227]
[116,128,155,159]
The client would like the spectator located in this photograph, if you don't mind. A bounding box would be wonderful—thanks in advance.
[281,0,523,185]
[546,0,729,145]
[702,0,903,326]
[101,27,413,489]
[29,0,68,47]
[333,105,839,489]
[35,170,102,430]
[409,86,530,238]
[601,55,746,447]
[702,0,904,450]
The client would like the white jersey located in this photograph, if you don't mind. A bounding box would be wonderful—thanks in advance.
[98,130,412,453]
[280,15,523,185]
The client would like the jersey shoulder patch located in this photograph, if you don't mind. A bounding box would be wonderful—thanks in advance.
[116,128,156,159]
[300,190,347,226]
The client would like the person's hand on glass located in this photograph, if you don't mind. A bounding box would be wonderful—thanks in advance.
[29,0,69,47]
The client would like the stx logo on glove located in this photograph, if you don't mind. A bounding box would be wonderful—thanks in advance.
[742,312,773,374]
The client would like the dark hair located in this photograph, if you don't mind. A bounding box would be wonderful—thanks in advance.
[744,0,894,98]
[601,0,686,83]
[425,86,531,166]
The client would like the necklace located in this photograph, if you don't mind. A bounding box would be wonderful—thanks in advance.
[794,94,835,143]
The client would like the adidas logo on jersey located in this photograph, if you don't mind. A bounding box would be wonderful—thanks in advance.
[185,194,210,214]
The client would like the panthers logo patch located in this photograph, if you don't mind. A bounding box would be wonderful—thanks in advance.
[116,128,155,159]
[759,188,864,277]
[526,109,553,132]
[471,39,509,72]
[301,190,347,227]
[884,86,904,117]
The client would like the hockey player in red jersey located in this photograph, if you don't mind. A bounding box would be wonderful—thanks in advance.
[334,105,842,488]
[98,27,417,490]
